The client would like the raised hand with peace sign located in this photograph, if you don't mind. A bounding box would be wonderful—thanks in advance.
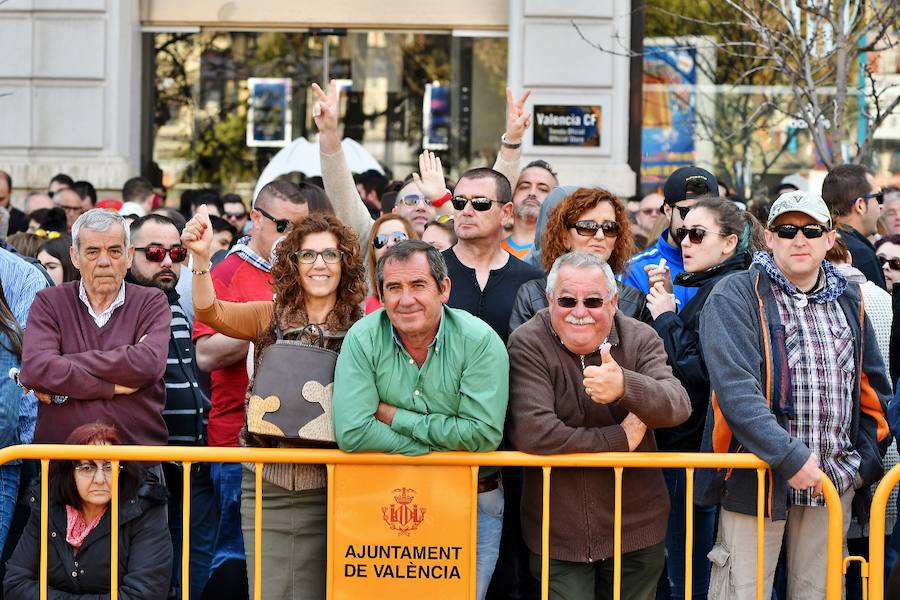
[311,80,341,154]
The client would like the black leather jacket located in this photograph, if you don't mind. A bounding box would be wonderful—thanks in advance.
[509,277,651,334]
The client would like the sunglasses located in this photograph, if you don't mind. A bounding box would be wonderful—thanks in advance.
[675,227,730,245]
[256,207,290,233]
[878,255,900,271]
[570,220,620,238]
[555,296,606,309]
[224,211,247,219]
[134,245,188,263]
[450,196,505,211]
[640,208,660,216]
[373,231,408,249]
[768,224,829,239]
[674,205,692,219]
[397,195,435,207]
[296,248,343,264]
[859,190,884,206]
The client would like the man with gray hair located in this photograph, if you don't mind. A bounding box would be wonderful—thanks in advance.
[19,209,171,445]
[507,251,689,600]
[333,240,510,600]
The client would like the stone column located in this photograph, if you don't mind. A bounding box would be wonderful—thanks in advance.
[0,0,142,201]
[506,0,636,197]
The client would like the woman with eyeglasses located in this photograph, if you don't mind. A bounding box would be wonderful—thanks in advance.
[182,206,365,600]
[5,422,172,599]
[643,196,764,600]
[365,214,416,314]
[509,187,648,332]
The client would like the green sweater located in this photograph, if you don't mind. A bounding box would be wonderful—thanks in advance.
[333,305,509,464]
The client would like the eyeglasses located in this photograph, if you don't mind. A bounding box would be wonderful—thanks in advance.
[224,211,247,220]
[570,220,620,238]
[555,296,606,309]
[640,208,660,216]
[450,196,505,211]
[675,227,730,245]
[34,229,61,239]
[74,461,119,478]
[674,204,692,219]
[134,245,188,263]
[397,195,434,207]
[296,248,343,264]
[256,207,290,233]
[373,231,408,249]
[859,190,884,206]
[768,224,829,239]
[878,255,900,271]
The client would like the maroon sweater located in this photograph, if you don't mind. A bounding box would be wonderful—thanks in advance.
[508,309,690,563]
[20,281,170,445]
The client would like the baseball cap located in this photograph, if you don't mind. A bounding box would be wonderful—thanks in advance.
[768,190,832,228]
[663,166,719,205]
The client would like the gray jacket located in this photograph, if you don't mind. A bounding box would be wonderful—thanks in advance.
[698,263,891,520]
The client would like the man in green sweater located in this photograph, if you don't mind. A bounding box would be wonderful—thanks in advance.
[332,240,509,600]
[507,251,690,600]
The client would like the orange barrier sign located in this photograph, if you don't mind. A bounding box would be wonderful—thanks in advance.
[330,464,473,599]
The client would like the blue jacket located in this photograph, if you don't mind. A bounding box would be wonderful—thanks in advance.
[698,263,891,520]
[621,230,698,308]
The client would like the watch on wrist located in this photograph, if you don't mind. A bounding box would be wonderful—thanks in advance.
[501,133,522,149]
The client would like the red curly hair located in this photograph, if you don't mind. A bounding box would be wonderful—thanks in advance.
[268,213,366,334]
[541,188,635,274]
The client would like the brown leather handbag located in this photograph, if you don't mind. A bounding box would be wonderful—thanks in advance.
[246,322,340,446]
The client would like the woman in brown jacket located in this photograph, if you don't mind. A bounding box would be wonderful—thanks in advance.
[182,206,366,600]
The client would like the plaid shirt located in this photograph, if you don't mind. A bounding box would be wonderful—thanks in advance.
[771,283,860,506]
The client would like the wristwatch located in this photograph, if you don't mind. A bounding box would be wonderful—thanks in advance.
[501,133,522,149]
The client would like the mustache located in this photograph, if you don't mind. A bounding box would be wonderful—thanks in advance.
[564,315,596,326]
[153,269,177,280]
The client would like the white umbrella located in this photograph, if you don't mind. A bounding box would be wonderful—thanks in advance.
[252,137,384,203]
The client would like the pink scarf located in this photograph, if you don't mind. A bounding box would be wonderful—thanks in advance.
[65,505,108,553]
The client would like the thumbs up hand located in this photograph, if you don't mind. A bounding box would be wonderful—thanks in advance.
[583,343,625,404]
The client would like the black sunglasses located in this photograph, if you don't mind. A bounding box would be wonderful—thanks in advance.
[674,204,692,219]
[373,231,409,249]
[555,296,605,309]
[570,220,620,238]
[878,255,900,271]
[256,207,290,233]
[859,190,884,206]
[768,224,829,239]
[675,227,730,245]
[450,196,504,211]
[224,211,247,219]
[134,245,188,263]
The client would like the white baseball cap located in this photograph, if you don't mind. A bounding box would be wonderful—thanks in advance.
[768,190,832,228]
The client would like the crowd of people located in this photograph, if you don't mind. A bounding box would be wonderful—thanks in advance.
[0,81,898,600]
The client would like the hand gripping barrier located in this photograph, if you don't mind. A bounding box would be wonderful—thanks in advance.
[0,446,846,600]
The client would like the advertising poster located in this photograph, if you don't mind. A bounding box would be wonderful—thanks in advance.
[533,105,602,147]
[423,82,450,151]
[247,77,292,147]
[331,464,474,599]
[641,45,698,191]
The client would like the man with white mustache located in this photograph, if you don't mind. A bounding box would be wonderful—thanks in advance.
[507,251,690,600]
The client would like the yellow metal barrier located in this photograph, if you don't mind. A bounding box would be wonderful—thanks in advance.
[0,445,846,600]
[867,462,900,600]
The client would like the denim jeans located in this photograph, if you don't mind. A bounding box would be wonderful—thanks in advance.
[165,461,219,599]
[477,482,504,600]
[210,462,246,574]
[0,464,20,552]
[662,468,716,599]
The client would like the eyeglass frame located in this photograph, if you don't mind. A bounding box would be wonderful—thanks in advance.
[73,460,120,479]
[675,226,732,245]
[133,245,189,263]
[569,219,621,238]
[450,196,506,212]
[767,223,830,239]
[372,231,409,249]
[554,295,607,309]
[255,206,291,233]
[295,248,344,264]
[877,255,900,271]
[397,194,435,207]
